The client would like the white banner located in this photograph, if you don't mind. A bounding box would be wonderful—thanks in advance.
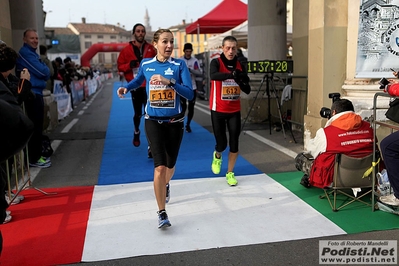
[87,78,97,96]
[53,80,72,120]
[356,2,399,78]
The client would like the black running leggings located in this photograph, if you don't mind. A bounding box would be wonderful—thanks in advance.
[145,119,184,168]
[181,91,196,126]
[130,87,147,132]
[211,110,241,153]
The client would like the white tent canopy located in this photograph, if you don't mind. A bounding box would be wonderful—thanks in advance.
[206,21,292,50]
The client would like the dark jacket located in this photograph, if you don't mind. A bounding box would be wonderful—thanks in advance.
[0,79,34,163]
[0,73,33,104]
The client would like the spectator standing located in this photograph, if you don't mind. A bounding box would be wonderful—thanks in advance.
[379,131,399,206]
[237,48,247,64]
[39,45,53,92]
[379,72,399,205]
[117,29,194,229]
[0,43,33,231]
[63,56,72,65]
[209,36,251,186]
[295,99,374,188]
[50,57,63,92]
[16,29,51,168]
[180,43,202,133]
[62,58,79,105]
[117,23,157,158]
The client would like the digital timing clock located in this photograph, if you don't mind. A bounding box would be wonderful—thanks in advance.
[247,60,293,73]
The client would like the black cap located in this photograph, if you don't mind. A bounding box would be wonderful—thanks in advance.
[55,57,63,64]
[132,23,145,34]
[183,43,193,51]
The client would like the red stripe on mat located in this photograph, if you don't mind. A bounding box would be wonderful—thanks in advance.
[1,186,94,266]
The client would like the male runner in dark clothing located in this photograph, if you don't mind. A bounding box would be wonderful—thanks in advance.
[117,23,157,158]
[209,36,251,186]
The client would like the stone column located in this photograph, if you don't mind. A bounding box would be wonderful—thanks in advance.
[291,0,309,131]
[243,0,287,124]
[303,0,348,138]
[9,0,45,50]
[0,0,12,45]
[247,0,287,61]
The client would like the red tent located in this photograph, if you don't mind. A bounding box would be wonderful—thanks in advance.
[185,0,248,34]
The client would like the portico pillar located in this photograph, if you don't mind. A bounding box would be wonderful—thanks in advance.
[9,0,45,50]
[242,0,287,124]
[247,0,287,61]
[303,0,348,138]
[291,0,309,131]
[0,0,12,45]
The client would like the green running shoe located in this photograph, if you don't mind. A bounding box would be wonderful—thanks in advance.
[211,152,222,174]
[226,172,238,186]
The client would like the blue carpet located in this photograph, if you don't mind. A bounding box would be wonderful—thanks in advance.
[98,82,261,185]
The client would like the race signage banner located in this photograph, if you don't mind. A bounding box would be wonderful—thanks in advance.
[71,79,85,104]
[53,80,72,120]
[356,2,399,78]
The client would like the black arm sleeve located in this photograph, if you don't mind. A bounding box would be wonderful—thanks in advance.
[238,80,251,94]
[209,59,234,81]
[236,62,251,94]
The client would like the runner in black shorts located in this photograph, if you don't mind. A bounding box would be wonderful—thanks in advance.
[209,36,251,186]
[117,23,157,158]
[117,29,194,229]
[130,87,146,141]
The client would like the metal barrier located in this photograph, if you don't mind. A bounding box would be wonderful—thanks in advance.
[4,145,55,206]
[272,74,308,129]
[3,74,110,208]
[5,150,29,205]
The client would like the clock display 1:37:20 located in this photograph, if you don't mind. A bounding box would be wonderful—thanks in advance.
[247,60,293,73]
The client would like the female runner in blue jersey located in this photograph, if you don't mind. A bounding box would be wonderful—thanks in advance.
[117,29,194,229]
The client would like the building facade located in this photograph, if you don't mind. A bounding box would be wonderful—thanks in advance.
[169,20,214,58]
[1,0,391,143]
[66,19,130,70]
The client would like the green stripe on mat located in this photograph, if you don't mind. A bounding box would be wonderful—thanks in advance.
[268,171,399,234]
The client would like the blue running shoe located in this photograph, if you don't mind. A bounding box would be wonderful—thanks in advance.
[166,183,170,204]
[157,210,171,229]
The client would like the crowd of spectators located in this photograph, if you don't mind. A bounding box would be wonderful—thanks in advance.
[0,39,34,254]
[0,29,101,232]
[50,55,96,101]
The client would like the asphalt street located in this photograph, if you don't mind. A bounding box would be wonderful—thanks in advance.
[31,78,398,266]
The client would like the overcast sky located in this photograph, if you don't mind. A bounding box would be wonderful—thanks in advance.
[43,0,248,31]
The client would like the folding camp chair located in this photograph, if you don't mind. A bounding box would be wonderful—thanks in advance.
[320,153,376,211]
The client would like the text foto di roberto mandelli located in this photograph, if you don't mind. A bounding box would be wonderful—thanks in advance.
[319,240,397,265]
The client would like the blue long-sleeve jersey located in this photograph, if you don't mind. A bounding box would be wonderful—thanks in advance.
[16,43,50,95]
[125,57,194,118]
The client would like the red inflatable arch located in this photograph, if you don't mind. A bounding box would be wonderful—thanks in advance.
[80,43,129,67]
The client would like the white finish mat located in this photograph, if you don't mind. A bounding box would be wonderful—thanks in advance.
[82,173,345,261]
